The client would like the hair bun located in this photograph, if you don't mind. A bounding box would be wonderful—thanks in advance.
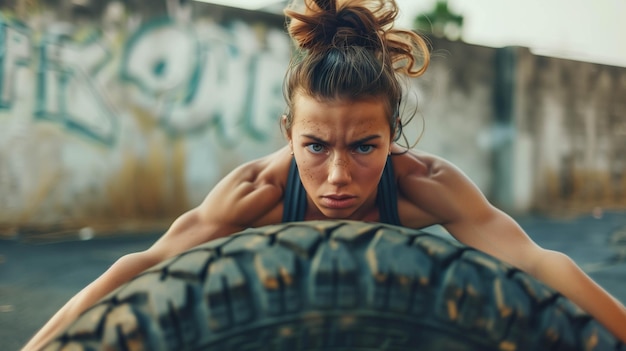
[333,7,379,47]
[286,0,385,51]
[285,0,430,78]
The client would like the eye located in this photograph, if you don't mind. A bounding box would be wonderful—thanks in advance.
[306,143,326,154]
[354,144,374,154]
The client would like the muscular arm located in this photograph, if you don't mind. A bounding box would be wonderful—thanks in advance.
[446,209,626,343]
[23,154,286,351]
[22,209,221,351]
[22,251,160,351]
[402,153,626,343]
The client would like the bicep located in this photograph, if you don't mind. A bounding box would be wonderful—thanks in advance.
[422,162,542,271]
[148,174,283,261]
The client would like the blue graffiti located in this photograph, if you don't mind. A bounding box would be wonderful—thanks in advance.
[0,10,290,147]
[0,16,31,109]
[35,28,118,146]
[121,17,289,144]
[121,17,201,101]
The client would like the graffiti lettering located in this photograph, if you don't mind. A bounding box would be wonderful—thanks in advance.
[35,29,118,145]
[0,18,31,109]
[0,11,290,147]
[122,18,289,144]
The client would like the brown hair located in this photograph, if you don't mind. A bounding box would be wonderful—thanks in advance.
[282,0,430,145]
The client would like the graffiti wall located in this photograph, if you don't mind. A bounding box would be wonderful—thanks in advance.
[3,1,621,236]
[0,1,291,236]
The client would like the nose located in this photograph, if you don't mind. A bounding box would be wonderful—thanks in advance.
[327,154,351,186]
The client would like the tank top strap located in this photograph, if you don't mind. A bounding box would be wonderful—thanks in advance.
[377,156,402,226]
[282,156,401,226]
[282,157,307,222]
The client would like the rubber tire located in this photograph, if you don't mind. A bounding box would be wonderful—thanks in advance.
[43,220,622,351]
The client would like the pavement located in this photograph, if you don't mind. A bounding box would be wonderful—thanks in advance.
[1,211,625,351]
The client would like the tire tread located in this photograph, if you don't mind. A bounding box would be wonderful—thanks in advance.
[46,221,623,351]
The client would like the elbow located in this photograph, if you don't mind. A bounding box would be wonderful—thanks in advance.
[93,250,163,296]
[114,250,162,275]
[529,248,571,273]
[116,251,147,266]
[525,248,579,287]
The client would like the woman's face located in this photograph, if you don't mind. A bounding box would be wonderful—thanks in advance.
[287,93,393,220]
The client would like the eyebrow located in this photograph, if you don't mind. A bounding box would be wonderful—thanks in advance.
[301,134,382,147]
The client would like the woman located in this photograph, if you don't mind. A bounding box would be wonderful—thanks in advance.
[25,0,626,349]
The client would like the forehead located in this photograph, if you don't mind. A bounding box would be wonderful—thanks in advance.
[292,93,390,129]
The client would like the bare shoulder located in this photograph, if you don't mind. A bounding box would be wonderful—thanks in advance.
[197,146,292,230]
[393,148,473,191]
[392,147,490,227]
[144,147,292,264]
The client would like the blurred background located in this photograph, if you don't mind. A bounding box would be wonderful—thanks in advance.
[0,0,625,236]
[0,0,625,349]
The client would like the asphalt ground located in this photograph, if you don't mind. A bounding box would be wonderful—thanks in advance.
[1,211,625,350]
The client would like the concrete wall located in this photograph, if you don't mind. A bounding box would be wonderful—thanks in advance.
[1,1,624,237]
[411,39,499,203]
[513,48,626,214]
[412,39,626,215]
[0,1,291,236]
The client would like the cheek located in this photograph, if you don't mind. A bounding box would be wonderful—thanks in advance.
[354,158,387,184]
[297,159,324,185]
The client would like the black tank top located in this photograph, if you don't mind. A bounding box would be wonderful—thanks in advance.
[281,157,402,225]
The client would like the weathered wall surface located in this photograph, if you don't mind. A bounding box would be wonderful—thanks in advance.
[1,1,624,237]
[0,1,290,236]
[411,39,499,202]
[513,48,626,214]
[415,39,626,215]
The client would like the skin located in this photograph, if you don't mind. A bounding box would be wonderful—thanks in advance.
[24,93,626,350]
[288,95,392,222]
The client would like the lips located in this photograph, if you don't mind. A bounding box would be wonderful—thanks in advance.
[321,194,357,209]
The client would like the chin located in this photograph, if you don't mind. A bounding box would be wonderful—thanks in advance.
[320,208,356,220]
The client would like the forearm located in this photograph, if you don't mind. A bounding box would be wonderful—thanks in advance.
[22,288,94,351]
[530,249,626,343]
[23,252,158,351]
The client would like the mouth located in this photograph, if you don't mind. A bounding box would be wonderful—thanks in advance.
[320,194,358,209]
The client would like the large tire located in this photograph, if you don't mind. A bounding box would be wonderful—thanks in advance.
[43,221,622,351]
